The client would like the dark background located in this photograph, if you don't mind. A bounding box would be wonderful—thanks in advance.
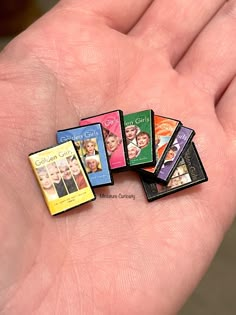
[0,1,235,313]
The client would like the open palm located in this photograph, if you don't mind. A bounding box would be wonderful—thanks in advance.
[1,0,236,314]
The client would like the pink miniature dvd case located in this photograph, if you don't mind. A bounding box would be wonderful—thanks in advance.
[80,110,128,171]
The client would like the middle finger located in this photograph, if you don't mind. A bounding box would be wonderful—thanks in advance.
[129,0,225,66]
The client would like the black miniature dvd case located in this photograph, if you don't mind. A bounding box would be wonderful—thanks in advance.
[140,142,208,201]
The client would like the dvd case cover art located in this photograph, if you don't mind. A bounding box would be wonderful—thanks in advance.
[124,109,155,167]
[140,142,208,201]
[29,141,96,215]
[57,123,113,187]
[80,110,128,171]
[141,115,181,175]
[156,126,195,183]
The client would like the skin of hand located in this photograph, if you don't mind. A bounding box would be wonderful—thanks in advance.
[0,0,236,314]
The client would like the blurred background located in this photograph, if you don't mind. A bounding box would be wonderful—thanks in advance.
[0,1,235,314]
[0,0,58,49]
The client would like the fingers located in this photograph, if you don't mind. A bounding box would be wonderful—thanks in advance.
[60,0,154,33]
[177,1,236,101]
[216,76,236,139]
[128,0,225,65]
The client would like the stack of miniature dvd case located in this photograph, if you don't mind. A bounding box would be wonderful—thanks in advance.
[29,108,208,216]
[77,109,208,202]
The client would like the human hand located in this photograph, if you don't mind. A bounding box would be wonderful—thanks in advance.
[1,0,236,314]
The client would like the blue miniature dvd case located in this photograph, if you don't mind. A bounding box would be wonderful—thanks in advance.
[57,123,113,187]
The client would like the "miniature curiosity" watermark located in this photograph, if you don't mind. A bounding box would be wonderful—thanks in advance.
[99,193,135,200]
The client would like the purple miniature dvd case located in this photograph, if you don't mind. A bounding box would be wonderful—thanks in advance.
[156,126,195,183]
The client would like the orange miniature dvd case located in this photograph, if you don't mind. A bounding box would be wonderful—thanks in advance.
[29,141,96,215]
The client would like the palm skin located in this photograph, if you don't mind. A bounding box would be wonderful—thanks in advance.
[0,1,236,314]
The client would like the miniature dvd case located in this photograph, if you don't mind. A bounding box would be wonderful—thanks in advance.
[56,123,113,188]
[29,141,96,215]
[80,110,128,171]
[140,142,208,201]
[140,115,181,176]
[124,109,155,167]
[156,126,195,184]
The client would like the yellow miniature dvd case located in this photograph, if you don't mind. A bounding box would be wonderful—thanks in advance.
[29,141,96,215]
